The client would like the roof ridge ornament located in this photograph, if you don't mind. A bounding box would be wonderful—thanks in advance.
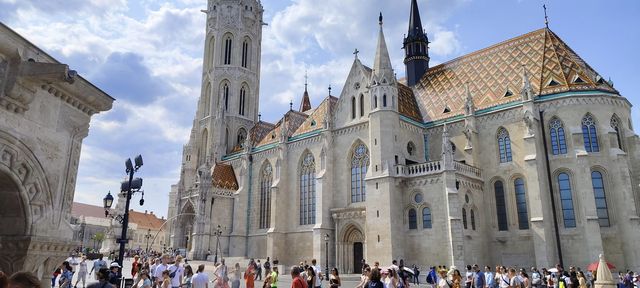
[543,4,549,28]
[379,12,383,26]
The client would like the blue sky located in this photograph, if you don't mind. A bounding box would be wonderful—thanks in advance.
[1,0,638,217]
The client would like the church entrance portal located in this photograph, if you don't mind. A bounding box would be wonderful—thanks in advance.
[353,242,363,274]
[0,170,28,275]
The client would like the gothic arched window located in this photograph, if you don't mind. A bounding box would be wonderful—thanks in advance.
[351,97,356,119]
[351,143,369,203]
[383,94,387,107]
[497,128,512,163]
[422,207,432,229]
[359,94,365,117]
[206,36,215,68]
[611,115,623,150]
[236,128,247,148]
[199,129,208,165]
[223,83,229,111]
[462,207,468,230]
[470,209,476,231]
[408,209,417,230]
[203,82,211,117]
[558,173,576,228]
[549,117,567,155]
[591,171,610,227]
[374,96,378,108]
[300,153,316,225]
[241,39,250,68]
[514,178,529,230]
[223,35,232,65]
[495,180,508,231]
[239,86,246,116]
[582,114,599,152]
[259,163,272,229]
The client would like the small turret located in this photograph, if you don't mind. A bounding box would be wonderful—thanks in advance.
[299,71,311,112]
[372,12,395,86]
[403,0,430,87]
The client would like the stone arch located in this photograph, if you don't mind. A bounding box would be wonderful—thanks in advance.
[221,32,234,65]
[202,82,211,117]
[241,36,252,69]
[198,128,208,165]
[205,35,215,68]
[177,200,196,250]
[338,222,365,274]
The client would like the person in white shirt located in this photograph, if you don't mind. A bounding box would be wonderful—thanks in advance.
[169,256,185,288]
[155,255,171,288]
[508,269,521,288]
[191,265,209,288]
[485,266,495,288]
[499,267,510,288]
[311,259,323,288]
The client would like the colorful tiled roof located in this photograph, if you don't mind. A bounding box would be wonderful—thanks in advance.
[255,110,309,146]
[249,121,276,145]
[211,163,239,190]
[398,83,422,122]
[292,96,338,137]
[414,28,617,121]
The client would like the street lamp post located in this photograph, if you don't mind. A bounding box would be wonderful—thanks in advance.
[103,155,144,269]
[144,229,152,255]
[324,233,329,282]
[213,225,223,263]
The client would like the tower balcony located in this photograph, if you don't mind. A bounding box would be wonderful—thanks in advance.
[394,160,482,180]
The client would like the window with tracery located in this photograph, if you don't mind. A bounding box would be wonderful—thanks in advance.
[497,128,512,163]
[223,36,232,65]
[300,153,316,225]
[514,178,529,230]
[611,116,623,150]
[549,117,567,155]
[236,128,247,148]
[259,163,272,229]
[241,39,249,68]
[351,144,369,203]
[582,114,599,152]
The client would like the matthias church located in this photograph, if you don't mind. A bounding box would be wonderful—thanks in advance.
[168,0,640,272]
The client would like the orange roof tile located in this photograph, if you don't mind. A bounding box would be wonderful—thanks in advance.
[292,96,338,137]
[255,110,309,146]
[211,163,239,190]
[398,83,422,122]
[414,28,616,121]
[72,202,165,229]
[72,202,105,219]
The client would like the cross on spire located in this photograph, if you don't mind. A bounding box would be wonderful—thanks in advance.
[304,70,308,91]
[328,85,332,96]
[258,112,261,121]
[353,48,360,59]
[289,100,293,111]
[543,4,549,28]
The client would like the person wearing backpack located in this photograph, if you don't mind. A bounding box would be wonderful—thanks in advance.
[531,268,542,288]
[427,267,437,286]
[169,256,185,288]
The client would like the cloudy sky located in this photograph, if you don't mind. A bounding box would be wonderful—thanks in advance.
[1,0,638,217]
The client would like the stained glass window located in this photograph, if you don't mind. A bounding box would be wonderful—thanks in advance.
[558,173,576,228]
[514,178,529,230]
[549,118,567,155]
[497,128,512,163]
[351,144,369,203]
[582,114,599,152]
[300,153,316,225]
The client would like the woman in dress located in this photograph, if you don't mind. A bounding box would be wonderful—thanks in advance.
[214,262,230,288]
[452,270,463,288]
[244,261,255,288]
[577,272,587,288]
[330,268,341,288]
[230,263,241,288]
[306,267,316,288]
[182,265,193,288]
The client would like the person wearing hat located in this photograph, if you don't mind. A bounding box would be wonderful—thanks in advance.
[108,262,121,287]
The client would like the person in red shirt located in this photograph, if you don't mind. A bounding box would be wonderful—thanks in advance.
[290,266,307,288]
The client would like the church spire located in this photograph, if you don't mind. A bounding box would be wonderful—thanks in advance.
[403,0,430,87]
[299,70,311,112]
[372,12,394,84]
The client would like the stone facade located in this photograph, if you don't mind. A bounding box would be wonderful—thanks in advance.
[168,0,640,273]
[0,23,113,285]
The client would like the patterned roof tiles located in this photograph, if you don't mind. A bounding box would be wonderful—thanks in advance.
[398,83,422,122]
[255,110,309,146]
[249,121,275,145]
[211,163,238,190]
[414,28,616,121]
[292,96,338,137]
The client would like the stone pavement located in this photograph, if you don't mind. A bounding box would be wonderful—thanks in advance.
[64,258,433,288]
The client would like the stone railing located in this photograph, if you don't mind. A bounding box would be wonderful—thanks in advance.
[454,161,482,179]
[395,160,442,177]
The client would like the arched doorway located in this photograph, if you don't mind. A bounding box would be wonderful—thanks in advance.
[177,202,196,251]
[0,170,28,274]
[338,224,365,274]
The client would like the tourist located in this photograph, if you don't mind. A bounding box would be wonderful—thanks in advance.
[531,268,542,288]
[466,265,474,288]
[169,256,185,288]
[519,270,530,288]
[329,268,340,288]
[229,263,240,288]
[107,263,121,287]
[90,256,107,281]
[508,268,521,288]
[264,258,271,281]
[355,266,371,288]
[151,258,161,287]
[577,272,587,288]
[414,265,421,285]
[8,271,41,288]
[389,269,399,288]
[310,259,322,288]
[381,269,389,288]
[191,265,208,288]
[66,255,79,273]
[453,270,463,288]
[52,266,62,288]
[255,261,262,281]
[161,271,171,288]
[270,267,279,288]
[154,255,171,288]
[132,256,141,278]
[367,269,384,288]
[473,265,485,288]
[74,256,88,288]
[59,262,74,288]
[439,269,451,288]
[182,265,193,288]
[427,266,438,287]
[244,260,256,288]
[485,266,495,288]
[87,268,111,288]
[498,267,510,288]
[213,260,229,288]
[289,267,306,288]
[305,267,316,288]
[140,272,152,288]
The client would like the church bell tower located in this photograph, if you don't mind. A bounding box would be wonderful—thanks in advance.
[403,0,430,86]
[196,0,264,164]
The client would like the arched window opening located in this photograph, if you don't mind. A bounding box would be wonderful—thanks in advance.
[241,39,249,68]
[374,96,378,108]
[495,181,508,231]
[422,207,432,229]
[470,209,476,231]
[300,153,316,225]
[351,97,356,119]
[223,83,229,111]
[207,36,215,68]
[223,35,232,65]
[408,209,417,230]
[236,128,247,148]
[582,114,599,152]
[549,117,567,155]
[259,163,272,229]
[203,82,211,117]
[351,143,369,203]
[462,208,468,230]
[199,129,208,165]
[591,171,610,227]
[239,86,246,116]
[359,94,365,117]
[558,173,576,228]
[611,116,623,151]
[497,128,512,163]
[514,178,529,230]
[383,94,387,107]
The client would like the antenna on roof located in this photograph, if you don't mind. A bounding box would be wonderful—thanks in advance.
[543,4,549,28]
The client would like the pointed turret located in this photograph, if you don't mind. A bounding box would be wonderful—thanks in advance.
[403,0,430,87]
[372,12,395,85]
[299,72,311,112]
[521,65,535,101]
